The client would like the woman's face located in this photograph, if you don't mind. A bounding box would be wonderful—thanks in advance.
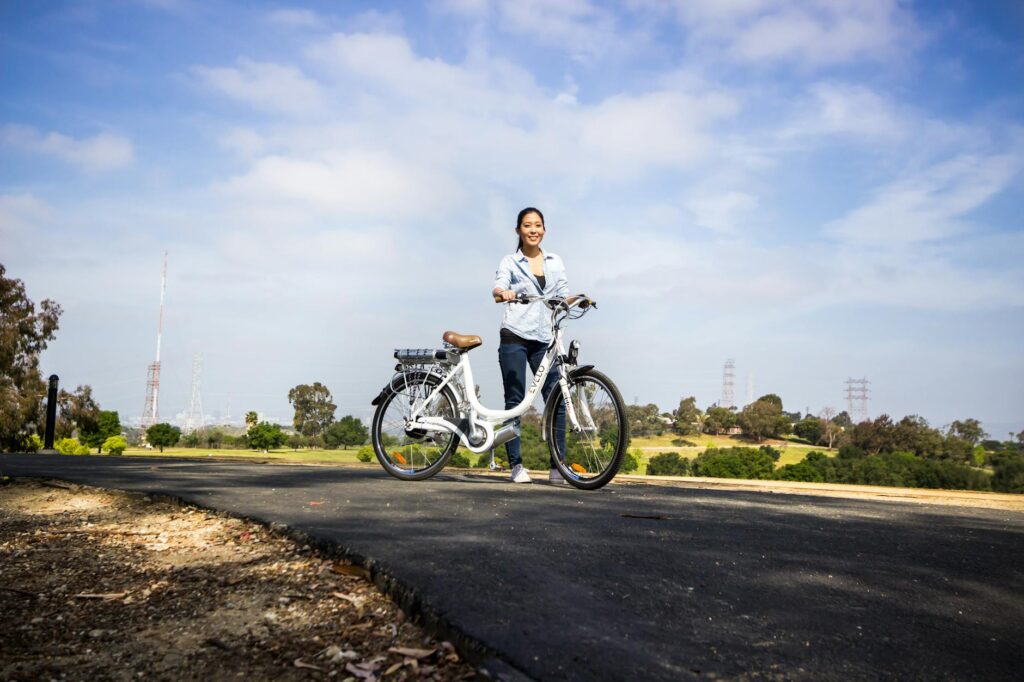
[518,212,545,249]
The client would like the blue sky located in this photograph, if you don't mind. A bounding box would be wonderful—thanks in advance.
[2,0,1022,437]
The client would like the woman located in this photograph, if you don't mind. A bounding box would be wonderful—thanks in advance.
[492,207,569,484]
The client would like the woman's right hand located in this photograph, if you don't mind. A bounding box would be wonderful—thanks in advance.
[493,288,518,302]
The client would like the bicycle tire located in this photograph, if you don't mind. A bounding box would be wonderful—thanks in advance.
[543,367,628,490]
[371,371,460,481]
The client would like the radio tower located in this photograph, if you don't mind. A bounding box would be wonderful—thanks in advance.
[845,377,870,424]
[141,252,168,429]
[721,359,736,408]
[184,353,203,433]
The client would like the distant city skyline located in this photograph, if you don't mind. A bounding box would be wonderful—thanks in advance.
[2,1,1022,439]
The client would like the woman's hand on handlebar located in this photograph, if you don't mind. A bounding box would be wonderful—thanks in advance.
[493,288,519,303]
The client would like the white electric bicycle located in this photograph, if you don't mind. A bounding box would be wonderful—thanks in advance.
[369,294,628,490]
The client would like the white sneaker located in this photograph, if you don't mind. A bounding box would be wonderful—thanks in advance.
[549,468,568,484]
[510,464,532,483]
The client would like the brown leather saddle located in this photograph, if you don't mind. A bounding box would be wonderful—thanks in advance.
[442,331,482,351]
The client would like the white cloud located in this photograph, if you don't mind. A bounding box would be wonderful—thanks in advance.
[218,127,267,157]
[0,193,50,245]
[217,150,464,219]
[0,124,134,171]
[496,0,622,61]
[301,31,739,185]
[580,90,738,170]
[265,8,323,28]
[438,0,490,17]
[824,153,1022,245]
[192,58,326,115]
[672,0,920,67]
[686,191,758,233]
[789,82,906,140]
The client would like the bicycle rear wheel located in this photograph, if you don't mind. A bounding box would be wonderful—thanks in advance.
[371,372,459,481]
[544,367,628,490]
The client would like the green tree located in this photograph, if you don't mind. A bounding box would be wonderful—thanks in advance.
[55,385,100,439]
[204,428,224,449]
[948,419,987,446]
[102,435,127,455]
[81,410,121,452]
[793,417,823,444]
[146,423,181,452]
[0,264,62,451]
[324,415,368,449]
[703,406,737,435]
[693,446,777,479]
[646,451,691,476]
[286,433,304,450]
[288,382,337,437]
[625,403,664,437]
[248,422,286,451]
[738,398,783,442]
[846,415,896,455]
[819,407,842,449]
[671,397,701,436]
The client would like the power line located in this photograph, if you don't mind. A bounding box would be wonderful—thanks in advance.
[721,359,735,409]
[184,353,203,433]
[844,377,870,423]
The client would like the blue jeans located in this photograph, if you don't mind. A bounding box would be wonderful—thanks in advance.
[498,341,566,468]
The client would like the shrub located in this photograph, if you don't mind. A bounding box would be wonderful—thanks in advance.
[476,450,509,469]
[992,454,1024,493]
[837,444,865,459]
[356,445,374,462]
[22,434,43,453]
[774,451,991,491]
[646,451,691,476]
[448,450,471,468]
[102,435,127,455]
[55,438,83,455]
[620,448,641,474]
[692,446,776,480]
[772,451,827,482]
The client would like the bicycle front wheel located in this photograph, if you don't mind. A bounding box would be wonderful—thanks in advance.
[544,367,628,490]
[371,372,459,481]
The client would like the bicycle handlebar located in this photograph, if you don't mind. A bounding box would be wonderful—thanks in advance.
[493,292,597,309]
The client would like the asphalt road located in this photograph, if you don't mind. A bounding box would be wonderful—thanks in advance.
[2,454,1022,680]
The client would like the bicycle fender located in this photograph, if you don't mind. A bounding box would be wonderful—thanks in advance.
[568,364,594,379]
[370,386,389,406]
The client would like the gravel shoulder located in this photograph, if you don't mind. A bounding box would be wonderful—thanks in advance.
[0,478,477,681]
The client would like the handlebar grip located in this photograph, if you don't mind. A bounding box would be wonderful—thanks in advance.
[493,293,529,303]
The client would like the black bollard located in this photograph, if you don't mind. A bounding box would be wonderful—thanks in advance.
[43,374,58,451]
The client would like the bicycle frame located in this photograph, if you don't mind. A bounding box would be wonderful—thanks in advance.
[408,309,586,454]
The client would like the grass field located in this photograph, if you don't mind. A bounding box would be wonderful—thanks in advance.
[122,446,368,464]
[628,433,830,472]
[119,433,829,476]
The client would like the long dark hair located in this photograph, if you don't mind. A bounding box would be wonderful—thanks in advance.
[516,207,545,252]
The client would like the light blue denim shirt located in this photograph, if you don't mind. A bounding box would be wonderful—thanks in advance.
[493,250,570,343]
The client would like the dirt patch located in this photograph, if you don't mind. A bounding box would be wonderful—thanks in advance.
[0,479,478,681]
